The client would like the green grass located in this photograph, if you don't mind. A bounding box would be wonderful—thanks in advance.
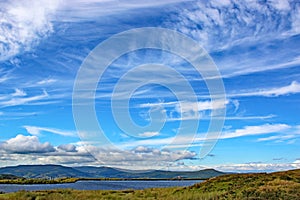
[0,169,299,199]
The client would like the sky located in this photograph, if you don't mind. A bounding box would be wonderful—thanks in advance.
[0,0,300,172]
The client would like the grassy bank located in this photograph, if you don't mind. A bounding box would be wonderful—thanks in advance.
[0,169,299,199]
[0,177,78,184]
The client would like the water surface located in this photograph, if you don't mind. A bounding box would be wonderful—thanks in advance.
[0,180,203,193]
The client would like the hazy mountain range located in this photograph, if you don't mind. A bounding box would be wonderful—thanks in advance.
[0,165,225,179]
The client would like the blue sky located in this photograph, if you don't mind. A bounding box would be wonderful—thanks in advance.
[0,0,300,172]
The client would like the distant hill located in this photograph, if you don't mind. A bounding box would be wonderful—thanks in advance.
[74,166,224,179]
[0,165,225,179]
[0,165,87,179]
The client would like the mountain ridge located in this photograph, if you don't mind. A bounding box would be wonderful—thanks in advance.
[0,164,225,179]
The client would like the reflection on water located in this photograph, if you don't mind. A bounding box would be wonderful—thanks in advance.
[0,180,203,193]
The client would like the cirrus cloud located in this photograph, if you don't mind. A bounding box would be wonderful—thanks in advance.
[0,0,60,61]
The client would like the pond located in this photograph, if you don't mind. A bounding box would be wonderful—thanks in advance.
[0,180,203,193]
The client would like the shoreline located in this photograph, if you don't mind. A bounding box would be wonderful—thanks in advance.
[0,177,206,185]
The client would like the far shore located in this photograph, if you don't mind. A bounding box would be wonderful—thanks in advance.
[0,177,206,185]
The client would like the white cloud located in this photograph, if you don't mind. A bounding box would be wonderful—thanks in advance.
[223,114,276,121]
[257,134,295,142]
[0,77,8,83]
[140,100,228,121]
[57,144,77,152]
[291,6,300,34]
[0,111,40,120]
[0,69,13,83]
[12,88,26,97]
[165,0,300,79]
[0,0,60,61]
[214,161,300,172]
[169,1,299,52]
[138,131,159,137]
[0,134,55,153]
[118,123,292,151]
[82,144,197,168]
[220,124,290,139]
[23,125,77,137]
[269,0,290,11]
[229,81,300,98]
[257,125,300,142]
[57,0,189,21]
[176,100,228,113]
[0,136,198,168]
[0,89,49,107]
[37,79,57,85]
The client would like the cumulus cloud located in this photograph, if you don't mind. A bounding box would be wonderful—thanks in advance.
[79,144,197,168]
[0,134,55,153]
[0,0,60,61]
[57,144,77,152]
[0,133,197,169]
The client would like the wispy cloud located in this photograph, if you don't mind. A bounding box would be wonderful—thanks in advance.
[219,124,290,140]
[57,0,189,22]
[120,123,292,149]
[0,76,9,83]
[257,125,300,143]
[166,0,300,79]
[23,126,77,137]
[37,78,57,85]
[0,68,13,83]
[222,114,276,121]
[228,81,300,98]
[140,100,228,122]
[12,88,27,97]
[169,0,300,52]
[138,131,160,137]
[0,90,48,107]
[0,0,60,61]
[220,56,300,79]
[0,111,39,120]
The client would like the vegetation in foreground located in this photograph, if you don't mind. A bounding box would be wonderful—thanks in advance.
[0,169,299,200]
